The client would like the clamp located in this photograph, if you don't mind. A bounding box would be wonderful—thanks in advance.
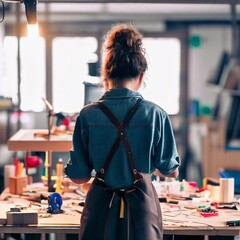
[47,192,63,214]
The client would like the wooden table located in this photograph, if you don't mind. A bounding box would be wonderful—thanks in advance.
[1,208,240,239]
[1,222,240,237]
[1,197,240,239]
[8,129,73,191]
[5,130,240,239]
[1,187,240,239]
[8,129,72,152]
[161,202,240,239]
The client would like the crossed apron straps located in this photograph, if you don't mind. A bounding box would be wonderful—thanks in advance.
[93,98,142,183]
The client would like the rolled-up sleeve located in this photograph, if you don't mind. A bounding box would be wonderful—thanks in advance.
[68,114,92,179]
[153,113,181,175]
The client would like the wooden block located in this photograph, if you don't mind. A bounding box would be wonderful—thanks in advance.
[9,176,28,195]
[7,211,38,225]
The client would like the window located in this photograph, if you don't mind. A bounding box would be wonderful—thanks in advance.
[2,35,180,115]
[2,37,18,103]
[3,36,46,111]
[52,37,98,113]
[141,38,181,115]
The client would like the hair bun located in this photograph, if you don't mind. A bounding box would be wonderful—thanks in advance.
[113,29,141,54]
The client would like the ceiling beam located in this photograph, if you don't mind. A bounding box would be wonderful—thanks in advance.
[38,0,240,4]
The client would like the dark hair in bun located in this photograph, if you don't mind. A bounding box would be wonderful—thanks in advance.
[102,24,147,86]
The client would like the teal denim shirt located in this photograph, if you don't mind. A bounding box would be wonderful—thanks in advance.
[71,88,180,188]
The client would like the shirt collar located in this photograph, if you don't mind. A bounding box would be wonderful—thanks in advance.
[101,88,143,99]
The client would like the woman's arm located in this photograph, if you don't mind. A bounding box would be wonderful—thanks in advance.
[69,177,91,184]
[153,168,179,179]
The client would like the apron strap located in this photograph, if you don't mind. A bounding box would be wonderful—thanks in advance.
[93,98,142,181]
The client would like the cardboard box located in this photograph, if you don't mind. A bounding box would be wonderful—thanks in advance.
[9,176,28,195]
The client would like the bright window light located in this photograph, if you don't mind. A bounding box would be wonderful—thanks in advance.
[2,37,18,103]
[142,38,181,115]
[20,37,46,111]
[52,37,98,113]
[2,36,180,115]
[3,36,46,111]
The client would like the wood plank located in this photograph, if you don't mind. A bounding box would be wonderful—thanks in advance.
[38,0,240,4]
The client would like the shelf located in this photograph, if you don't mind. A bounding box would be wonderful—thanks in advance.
[207,83,240,96]
[224,89,240,96]
[225,146,240,151]
[225,140,240,151]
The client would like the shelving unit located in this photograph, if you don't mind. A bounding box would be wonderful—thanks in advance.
[202,118,240,178]
[203,67,240,178]
[201,4,240,178]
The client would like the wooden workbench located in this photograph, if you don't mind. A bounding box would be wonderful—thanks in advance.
[1,189,240,238]
[8,129,72,152]
[5,129,240,239]
[7,129,73,191]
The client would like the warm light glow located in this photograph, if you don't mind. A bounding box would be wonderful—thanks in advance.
[27,24,39,37]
